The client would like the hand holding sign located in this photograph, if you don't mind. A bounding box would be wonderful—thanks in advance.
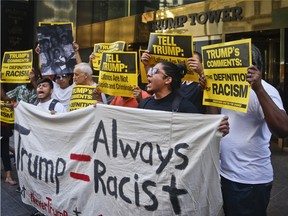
[202,39,252,113]
[140,51,152,67]
[133,86,143,103]
[92,87,103,103]
[246,65,262,92]
[187,54,203,75]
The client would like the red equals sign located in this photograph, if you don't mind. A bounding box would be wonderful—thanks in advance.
[70,154,91,182]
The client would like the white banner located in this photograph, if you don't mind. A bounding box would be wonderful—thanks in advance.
[14,101,224,216]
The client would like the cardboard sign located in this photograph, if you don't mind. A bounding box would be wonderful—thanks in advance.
[92,41,126,72]
[98,51,138,97]
[1,50,33,83]
[147,33,198,81]
[0,101,14,124]
[202,39,252,112]
[68,85,97,111]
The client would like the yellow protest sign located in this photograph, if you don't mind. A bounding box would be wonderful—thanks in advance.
[98,51,138,97]
[202,39,252,113]
[147,33,198,82]
[68,85,97,111]
[92,41,126,72]
[1,50,33,83]
[0,101,14,124]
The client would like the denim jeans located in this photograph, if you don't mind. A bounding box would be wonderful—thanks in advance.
[221,176,272,216]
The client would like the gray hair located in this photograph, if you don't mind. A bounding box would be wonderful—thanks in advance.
[74,62,93,75]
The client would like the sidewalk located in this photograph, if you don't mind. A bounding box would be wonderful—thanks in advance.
[267,139,288,216]
[1,139,288,216]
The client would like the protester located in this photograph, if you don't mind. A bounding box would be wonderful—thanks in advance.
[140,50,206,113]
[184,51,207,113]
[50,73,73,111]
[201,45,287,215]
[36,77,67,113]
[1,122,17,185]
[1,70,38,105]
[73,62,107,104]
[30,77,66,216]
[0,70,38,186]
[35,41,82,111]
[138,61,200,113]
[139,54,229,134]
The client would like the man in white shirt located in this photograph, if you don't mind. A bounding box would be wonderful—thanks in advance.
[207,45,287,216]
[36,77,67,113]
[73,62,107,104]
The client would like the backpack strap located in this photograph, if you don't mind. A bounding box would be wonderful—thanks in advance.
[49,99,59,111]
[172,92,183,112]
[138,97,152,109]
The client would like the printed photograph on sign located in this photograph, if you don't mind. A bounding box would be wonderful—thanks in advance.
[37,23,76,76]
[202,38,252,113]
[39,21,75,40]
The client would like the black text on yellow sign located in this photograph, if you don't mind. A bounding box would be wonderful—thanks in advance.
[68,85,97,111]
[92,41,125,72]
[98,52,138,97]
[202,43,249,69]
[202,39,252,113]
[148,33,193,57]
[1,50,33,83]
[205,73,249,100]
[0,101,14,124]
[146,33,199,82]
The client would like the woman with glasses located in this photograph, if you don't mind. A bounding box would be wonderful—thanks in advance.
[138,61,199,113]
[139,51,229,136]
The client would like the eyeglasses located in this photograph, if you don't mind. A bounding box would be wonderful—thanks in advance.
[55,74,69,80]
[148,67,168,78]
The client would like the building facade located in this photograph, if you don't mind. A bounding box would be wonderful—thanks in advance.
[74,0,288,112]
[1,0,288,111]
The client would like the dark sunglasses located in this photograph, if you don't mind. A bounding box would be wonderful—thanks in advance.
[55,74,69,80]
